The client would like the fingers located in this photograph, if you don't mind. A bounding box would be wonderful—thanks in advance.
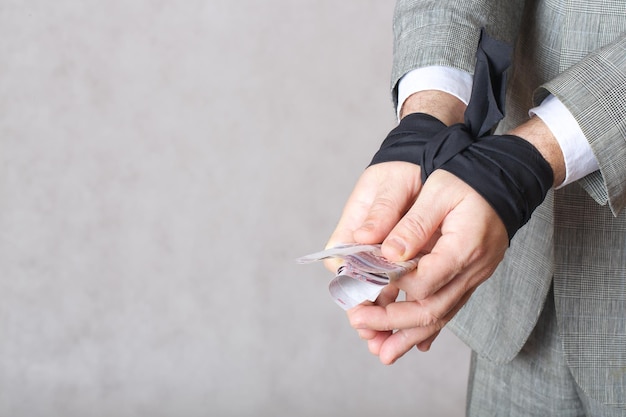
[366,330,394,357]
[348,285,399,353]
[416,330,441,352]
[326,162,422,250]
[352,164,421,244]
[381,170,460,261]
[325,170,381,251]
[349,295,434,364]
[393,231,479,301]
[373,289,474,365]
[386,170,508,299]
[346,269,480,365]
[376,325,442,364]
[350,260,483,333]
[323,169,381,273]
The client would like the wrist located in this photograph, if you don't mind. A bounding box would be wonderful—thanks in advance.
[508,116,566,187]
[399,90,466,126]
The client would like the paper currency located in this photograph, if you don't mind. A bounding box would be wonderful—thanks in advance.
[297,243,422,310]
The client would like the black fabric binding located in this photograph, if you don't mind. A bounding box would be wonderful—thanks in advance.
[463,28,512,138]
[369,28,554,240]
[425,129,553,240]
[369,113,447,166]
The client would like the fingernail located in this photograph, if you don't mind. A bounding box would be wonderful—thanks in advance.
[385,238,406,258]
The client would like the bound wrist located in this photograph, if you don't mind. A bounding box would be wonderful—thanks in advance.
[508,116,566,187]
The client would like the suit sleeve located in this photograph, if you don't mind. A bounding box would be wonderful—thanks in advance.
[392,0,626,214]
[534,35,626,215]
[391,0,526,107]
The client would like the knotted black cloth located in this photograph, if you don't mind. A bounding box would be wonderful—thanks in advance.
[369,29,553,240]
[369,112,447,165]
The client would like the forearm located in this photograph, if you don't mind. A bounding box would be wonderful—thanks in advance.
[509,116,566,188]
[400,90,466,126]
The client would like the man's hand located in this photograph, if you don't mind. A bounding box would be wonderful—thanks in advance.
[346,169,508,364]
[324,161,423,272]
[324,90,471,360]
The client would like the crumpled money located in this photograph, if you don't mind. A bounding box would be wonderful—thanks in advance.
[297,243,422,310]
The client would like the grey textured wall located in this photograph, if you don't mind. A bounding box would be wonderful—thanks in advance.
[0,1,470,416]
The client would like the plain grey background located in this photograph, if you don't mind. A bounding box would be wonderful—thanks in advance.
[0,1,470,416]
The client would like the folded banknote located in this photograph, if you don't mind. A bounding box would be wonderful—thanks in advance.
[297,243,422,310]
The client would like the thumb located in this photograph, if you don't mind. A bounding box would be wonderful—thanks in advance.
[353,162,423,244]
[381,170,456,261]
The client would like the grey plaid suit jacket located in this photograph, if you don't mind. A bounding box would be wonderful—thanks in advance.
[391,0,626,408]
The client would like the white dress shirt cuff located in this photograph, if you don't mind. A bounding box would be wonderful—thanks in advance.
[529,95,599,189]
[396,66,473,119]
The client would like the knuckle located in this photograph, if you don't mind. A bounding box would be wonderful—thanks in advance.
[418,311,439,327]
[412,305,440,327]
[407,277,439,301]
[412,287,431,301]
[369,194,398,216]
[412,299,447,328]
[399,212,432,243]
